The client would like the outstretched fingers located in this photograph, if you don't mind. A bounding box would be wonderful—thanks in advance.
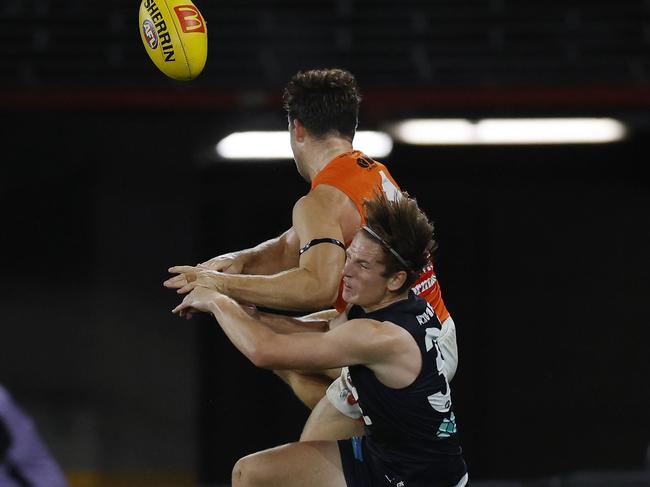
[177,281,198,294]
[164,265,199,289]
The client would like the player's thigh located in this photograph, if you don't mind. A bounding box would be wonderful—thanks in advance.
[275,370,332,409]
[301,395,363,441]
[233,440,347,487]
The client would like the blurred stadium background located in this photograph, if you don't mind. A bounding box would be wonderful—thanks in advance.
[1,0,649,486]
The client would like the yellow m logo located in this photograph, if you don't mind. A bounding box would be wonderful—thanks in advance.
[174,5,205,33]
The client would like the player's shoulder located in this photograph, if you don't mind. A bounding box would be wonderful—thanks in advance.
[310,182,353,201]
[316,151,386,180]
[337,318,415,355]
[338,317,403,337]
[334,317,383,339]
[296,184,352,214]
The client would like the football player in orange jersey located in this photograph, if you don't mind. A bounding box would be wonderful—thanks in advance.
[165,69,459,439]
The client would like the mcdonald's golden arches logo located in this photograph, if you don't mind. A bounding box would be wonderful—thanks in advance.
[174,5,205,33]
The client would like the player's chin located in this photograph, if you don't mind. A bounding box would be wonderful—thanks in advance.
[341,286,358,304]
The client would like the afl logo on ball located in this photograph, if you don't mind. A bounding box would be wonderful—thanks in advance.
[142,19,158,49]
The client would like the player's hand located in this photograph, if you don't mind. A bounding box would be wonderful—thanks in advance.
[172,286,224,319]
[166,266,224,294]
[200,252,247,274]
[164,270,192,290]
[164,252,246,290]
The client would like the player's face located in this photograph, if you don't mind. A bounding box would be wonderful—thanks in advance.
[342,232,396,311]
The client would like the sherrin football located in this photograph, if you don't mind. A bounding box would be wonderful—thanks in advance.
[139,0,207,80]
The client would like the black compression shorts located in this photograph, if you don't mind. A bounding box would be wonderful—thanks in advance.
[338,436,468,487]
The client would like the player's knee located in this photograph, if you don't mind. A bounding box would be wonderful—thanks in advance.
[232,454,266,487]
[231,456,249,486]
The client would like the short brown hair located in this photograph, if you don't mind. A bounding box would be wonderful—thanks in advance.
[363,192,437,294]
[283,68,361,140]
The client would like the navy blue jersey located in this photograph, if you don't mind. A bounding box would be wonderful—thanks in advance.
[346,292,464,479]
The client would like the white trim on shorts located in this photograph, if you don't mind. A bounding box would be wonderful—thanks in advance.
[438,315,458,382]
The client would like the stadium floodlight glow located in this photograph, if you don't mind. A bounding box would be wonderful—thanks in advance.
[476,118,626,144]
[354,131,393,157]
[216,131,291,159]
[390,119,476,145]
[390,118,627,145]
[216,131,393,160]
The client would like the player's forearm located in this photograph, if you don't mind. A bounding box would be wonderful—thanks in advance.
[239,230,297,275]
[302,309,339,322]
[208,297,326,368]
[256,311,329,334]
[209,296,276,365]
[217,267,338,312]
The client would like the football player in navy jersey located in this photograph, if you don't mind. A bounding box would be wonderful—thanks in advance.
[173,193,468,487]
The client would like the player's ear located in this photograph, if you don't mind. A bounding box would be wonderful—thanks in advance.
[387,270,407,292]
[293,119,306,142]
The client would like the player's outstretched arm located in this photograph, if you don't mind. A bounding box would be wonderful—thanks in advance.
[251,307,346,342]
[164,228,300,289]
[172,286,400,371]
[168,187,350,312]
[246,307,330,335]
[202,228,301,276]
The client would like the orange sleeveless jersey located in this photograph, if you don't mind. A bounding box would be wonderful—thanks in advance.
[310,150,450,322]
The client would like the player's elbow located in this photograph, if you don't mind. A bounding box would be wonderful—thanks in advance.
[301,274,340,309]
[248,345,277,369]
[301,293,335,311]
[315,285,340,309]
[248,334,290,369]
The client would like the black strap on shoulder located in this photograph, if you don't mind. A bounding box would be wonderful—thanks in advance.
[299,238,346,256]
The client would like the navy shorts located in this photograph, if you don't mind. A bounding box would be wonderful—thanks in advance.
[338,436,382,487]
[338,436,468,487]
